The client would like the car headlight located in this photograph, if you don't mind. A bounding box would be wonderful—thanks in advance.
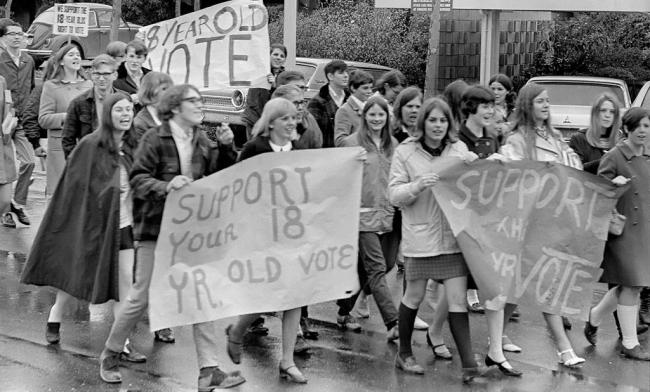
[43,37,51,47]
[231,90,245,109]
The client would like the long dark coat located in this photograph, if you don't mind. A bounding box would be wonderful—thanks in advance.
[21,130,135,303]
[598,142,650,287]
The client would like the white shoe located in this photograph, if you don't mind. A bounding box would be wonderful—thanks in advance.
[414,316,429,330]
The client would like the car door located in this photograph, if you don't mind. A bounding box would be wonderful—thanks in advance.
[95,9,112,55]
[85,10,101,58]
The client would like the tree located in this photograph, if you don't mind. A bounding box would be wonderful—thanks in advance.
[110,0,122,42]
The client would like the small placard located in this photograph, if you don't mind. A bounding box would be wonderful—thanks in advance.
[440,0,453,12]
[52,3,89,37]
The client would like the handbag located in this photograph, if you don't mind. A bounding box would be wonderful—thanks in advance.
[609,210,626,235]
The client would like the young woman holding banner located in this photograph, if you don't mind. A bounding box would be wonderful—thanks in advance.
[500,83,586,368]
[586,107,650,361]
[226,97,308,384]
[389,97,484,382]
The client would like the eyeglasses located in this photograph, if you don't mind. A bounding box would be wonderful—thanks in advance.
[5,32,24,37]
[182,97,204,105]
[92,72,114,79]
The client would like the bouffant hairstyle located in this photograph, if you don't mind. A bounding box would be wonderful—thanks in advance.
[461,85,495,117]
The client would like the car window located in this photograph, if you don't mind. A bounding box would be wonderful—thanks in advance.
[88,11,97,28]
[95,10,126,27]
[641,89,650,110]
[534,82,626,106]
[295,63,320,89]
[358,67,389,83]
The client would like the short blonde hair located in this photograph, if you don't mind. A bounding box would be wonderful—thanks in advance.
[251,98,297,137]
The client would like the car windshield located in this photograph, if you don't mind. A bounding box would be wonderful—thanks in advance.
[33,10,55,24]
[536,82,626,106]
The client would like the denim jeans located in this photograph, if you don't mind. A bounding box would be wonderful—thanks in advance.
[12,129,35,206]
[337,232,399,327]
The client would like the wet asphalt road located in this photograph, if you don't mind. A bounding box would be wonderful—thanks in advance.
[0,171,648,392]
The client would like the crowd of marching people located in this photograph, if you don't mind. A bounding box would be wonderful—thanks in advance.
[0,12,648,389]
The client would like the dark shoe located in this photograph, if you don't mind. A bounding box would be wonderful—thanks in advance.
[468,302,485,314]
[641,312,650,326]
[622,345,650,361]
[154,328,175,343]
[1,212,16,228]
[641,288,650,325]
[11,203,30,226]
[45,322,60,344]
[294,336,310,355]
[279,364,308,384]
[99,349,122,384]
[247,317,268,336]
[300,317,319,340]
[485,355,523,377]
[638,323,649,335]
[225,324,242,364]
[584,321,598,346]
[462,366,486,384]
[426,331,452,360]
[394,354,424,374]
[396,263,404,273]
[562,316,572,330]
[509,308,521,321]
[337,314,362,332]
[120,342,147,363]
[198,366,246,391]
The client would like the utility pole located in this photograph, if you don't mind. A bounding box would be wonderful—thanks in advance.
[110,0,122,42]
[194,0,200,11]
[423,0,441,98]
[3,0,12,18]
[283,0,297,68]
[175,0,181,17]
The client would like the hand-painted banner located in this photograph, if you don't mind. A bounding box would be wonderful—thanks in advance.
[140,0,270,88]
[149,148,363,330]
[432,159,625,319]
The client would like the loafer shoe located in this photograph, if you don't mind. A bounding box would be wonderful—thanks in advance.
[45,322,60,344]
[121,342,147,363]
[1,212,16,228]
[337,315,362,332]
[293,336,310,355]
[584,321,598,346]
[395,354,424,375]
[622,345,650,361]
[502,335,522,353]
[279,364,308,384]
[99,350,122,384]
[198,367,245,391]
[154,328,175,343]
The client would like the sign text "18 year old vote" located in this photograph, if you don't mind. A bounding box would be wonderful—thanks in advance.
[140,0,269,89]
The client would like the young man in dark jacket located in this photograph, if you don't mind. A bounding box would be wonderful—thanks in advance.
[0,18,35,227]
[62,55,120,158]
[99,84,244,390]
[307,60,350,148]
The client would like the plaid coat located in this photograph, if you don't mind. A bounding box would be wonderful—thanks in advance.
[130,121,237,241]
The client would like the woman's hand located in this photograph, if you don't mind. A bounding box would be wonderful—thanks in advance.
[130,93,140,105]
[216,123,234,145]
[356,148,368,162]
[612,175,631,186]
[416,173,439,191]
[166,175,192,193]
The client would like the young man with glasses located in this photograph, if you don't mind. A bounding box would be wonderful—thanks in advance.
[62,54,120,158]
[99,84,243,390]
[0,18,36,228]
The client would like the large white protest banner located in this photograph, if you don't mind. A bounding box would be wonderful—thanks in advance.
[140,0,270,89]
[149,148,363,331]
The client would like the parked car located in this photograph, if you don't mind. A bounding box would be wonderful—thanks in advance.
[526,76,631,140]
[25,3,141,65]
[632,81,650,110]
[201,57,395,129]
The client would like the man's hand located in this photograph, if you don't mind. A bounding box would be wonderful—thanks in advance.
[216,123,234,146]
[166,175,192,193]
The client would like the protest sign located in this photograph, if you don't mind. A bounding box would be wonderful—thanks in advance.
[140,0,270,88]
[149,148,363,331]
[53,3,89,37]
[432,159,624,319]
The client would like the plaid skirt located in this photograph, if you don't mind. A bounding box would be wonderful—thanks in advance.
[404,253,468,282]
